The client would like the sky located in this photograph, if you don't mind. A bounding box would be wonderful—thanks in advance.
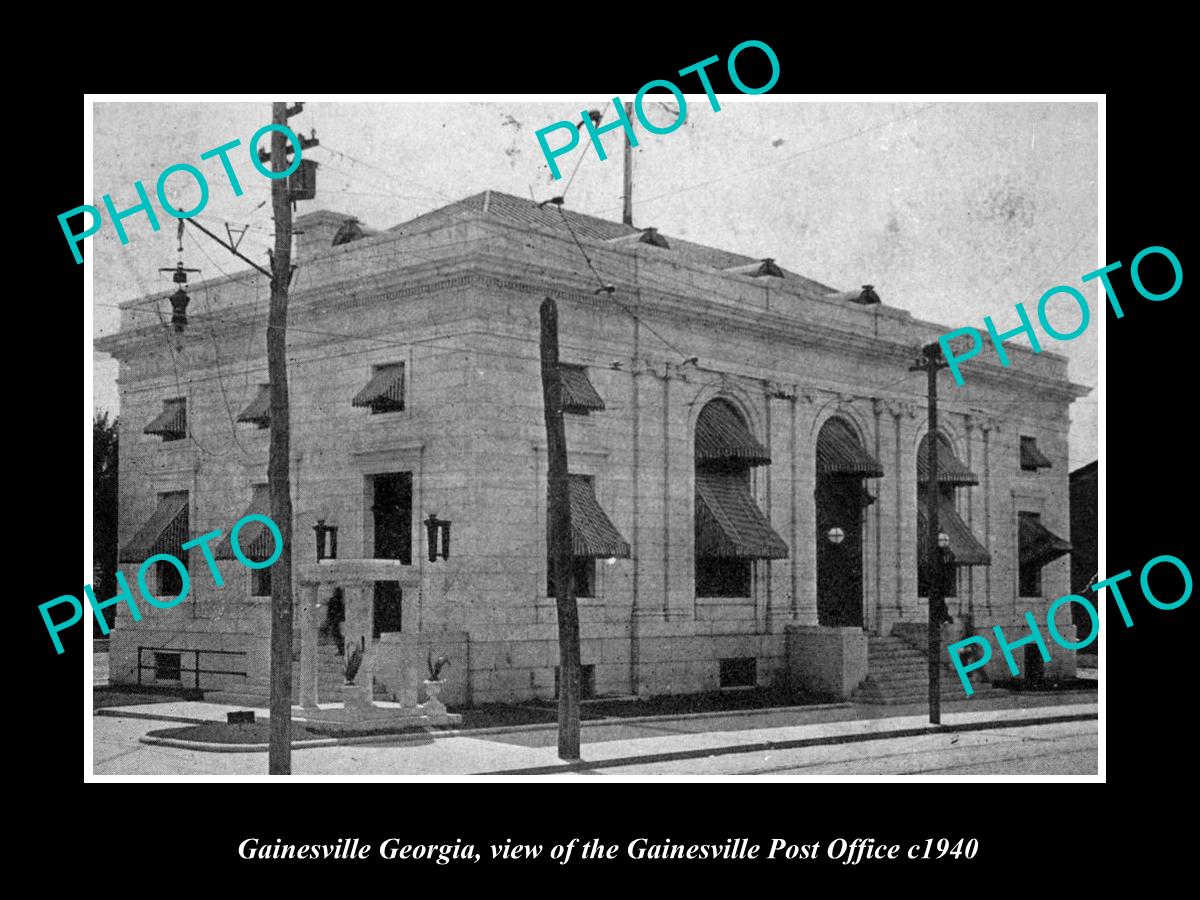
[90,99,1098,468]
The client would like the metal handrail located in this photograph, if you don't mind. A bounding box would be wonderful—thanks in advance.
[136,645,248,690]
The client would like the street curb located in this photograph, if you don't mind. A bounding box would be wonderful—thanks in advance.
[96,709,212,725]
[326,702,855,746]
[98,688,1098,746]
[96,700,857,736]
[139,735,339,753]
[483,710,1100,775]
[330,690,1097,745]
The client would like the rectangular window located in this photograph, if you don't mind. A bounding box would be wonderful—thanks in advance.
[1018,511,1044,597]
[144,398,187,442]
[1020,435,1053,472]
[157,558,185,598]
[554,664,596,700]
[719,657,757,688]
[371,472,413,564]
[162,402,186,442]
[252,567,271,597]
[351,363,405,414]
[558,364,605,415]
[547,556,595,598]
[154,652,182,682]
[695,558,751,598]
[371,472,411,637]
[371,364,404,413]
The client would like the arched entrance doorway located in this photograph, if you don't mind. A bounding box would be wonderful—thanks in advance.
[815,417,883,627]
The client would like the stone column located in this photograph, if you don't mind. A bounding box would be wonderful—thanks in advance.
[868,398,888,633]
[343,581,373,663]
[766,386,796,631]
[400,637,421,708]
[298,582,320,710]
[979,417,997,619]
[894,402,920,627]
[962,414,977,623]
[794,389,818,625]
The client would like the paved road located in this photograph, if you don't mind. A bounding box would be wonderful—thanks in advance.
[582,719,1097,775]
[92,702,1097,777]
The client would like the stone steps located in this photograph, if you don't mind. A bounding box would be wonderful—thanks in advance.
[854,628,993,705]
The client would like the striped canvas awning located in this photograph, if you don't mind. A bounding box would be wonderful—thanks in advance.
[352,363,405,409]
[817,419,884,478]
[695,471,788,559]
[558,364,605,413]
[216,484,276,561]
[918,498,991,566]
[118,492,189,563]
[144,400,186,438]
[917,433,979,485]
[1019,512,1072,567]
[695,400,770,467]
[565,476,629,558]
[1020,436,1053,469]
[237,384,271,427]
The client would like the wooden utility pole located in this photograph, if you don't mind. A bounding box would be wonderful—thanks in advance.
[622,101,634,227]
[911,342,948,725]
[267,101,297,774]
[539,297,581,759]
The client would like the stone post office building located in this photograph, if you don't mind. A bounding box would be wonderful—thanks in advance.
[96,191,1090,707]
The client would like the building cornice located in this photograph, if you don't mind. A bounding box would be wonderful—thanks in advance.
[96,218,1091,404]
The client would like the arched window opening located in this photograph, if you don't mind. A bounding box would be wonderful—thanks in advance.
[693,400,787,598]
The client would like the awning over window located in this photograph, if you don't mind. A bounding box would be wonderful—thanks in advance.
[559,364,605,412]
[695,400,770,467]
[118,493,189,563]
[566,476,630,558]
[817,419,884,478]
[695,471,788,559]
[918,499,991,566]
[352,364,405,409]
[216,484,276,561]
[1019,513,1072,568]
[917,433,979,485]
[237,384,271,427]
[144,400,186,438]
[1020,436,1053,469]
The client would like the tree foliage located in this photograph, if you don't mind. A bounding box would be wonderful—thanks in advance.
[93,412,119,634]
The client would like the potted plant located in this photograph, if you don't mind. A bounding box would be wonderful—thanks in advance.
[424,652,452,712]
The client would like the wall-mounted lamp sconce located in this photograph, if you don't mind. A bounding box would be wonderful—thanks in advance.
[313,519,339,561]
[425,513,451,563]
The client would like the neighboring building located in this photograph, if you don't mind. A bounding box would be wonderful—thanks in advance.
[95,191,1090,706]
[1070,460,1099,637]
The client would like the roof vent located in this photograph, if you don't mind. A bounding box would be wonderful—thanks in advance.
[637,227,670,249]
[854,284,881,304]
[332,219,366,246]
[608,227,671,250]
[724,258,784,278]
[827,284,882,305]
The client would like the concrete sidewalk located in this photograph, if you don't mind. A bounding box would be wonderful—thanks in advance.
[92,695,1098,776]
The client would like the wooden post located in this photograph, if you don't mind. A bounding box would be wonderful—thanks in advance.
[539,297,581,760]
[267,101,296,774]
[622,101,634,227]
